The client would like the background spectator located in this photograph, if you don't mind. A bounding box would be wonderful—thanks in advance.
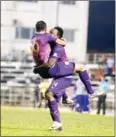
[97,77,109,115]
[72,79,90,113]
[33,84,40,108]
[106,56,114,76]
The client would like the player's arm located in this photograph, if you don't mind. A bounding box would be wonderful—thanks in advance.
[42,58,57,68]
[56,38,66,46]
[35,53,59,69]
[48,34,66,46]
[33,58,57,74]
[34,47,62,72]
[43,45,63,68]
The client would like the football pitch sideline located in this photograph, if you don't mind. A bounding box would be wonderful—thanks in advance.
[1,106,114,136]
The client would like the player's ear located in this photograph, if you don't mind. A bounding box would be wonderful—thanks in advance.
[57,34,60,39]
[45,28,48,33]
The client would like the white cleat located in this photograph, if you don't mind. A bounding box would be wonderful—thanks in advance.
[49,121,62,131]
[66,98,74,104]
[62,98,74,104]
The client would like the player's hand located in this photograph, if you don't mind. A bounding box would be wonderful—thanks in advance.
[61,38,66,47]
[33,65,38,67]
[33,67,39,74]
[56,38,66,46]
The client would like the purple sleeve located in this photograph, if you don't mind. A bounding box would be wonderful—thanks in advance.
[50,45,63,60]
[47,33,57,43]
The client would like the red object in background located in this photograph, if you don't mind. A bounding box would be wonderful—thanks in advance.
[96,68,104,80]
[112,66,116,72]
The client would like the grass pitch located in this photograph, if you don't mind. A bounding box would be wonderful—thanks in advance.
[1,106,114,136]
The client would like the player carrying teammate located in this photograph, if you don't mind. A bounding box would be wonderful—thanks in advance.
[33,21,105,99]
[31,23,74,131]
[31,21,106,131]
[44,27,74,130]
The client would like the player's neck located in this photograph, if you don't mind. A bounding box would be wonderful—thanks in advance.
[35,31,46,34]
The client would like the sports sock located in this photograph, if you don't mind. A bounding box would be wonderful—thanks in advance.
[48,103,54,121]
[48,100,61,122]
[79,70,94,94]
[62,92,68,101]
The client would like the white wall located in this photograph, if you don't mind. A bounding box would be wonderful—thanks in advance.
[58,1,89,63]
[1,1,89,63]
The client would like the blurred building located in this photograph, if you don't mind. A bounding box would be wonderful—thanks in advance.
[1,1,89,63]
[87,1,115,63]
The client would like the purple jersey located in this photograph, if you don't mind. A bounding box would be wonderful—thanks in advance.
[31,33,57,65]
[50,45,68,62]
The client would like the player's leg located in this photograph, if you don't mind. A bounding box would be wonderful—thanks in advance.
[62,92,74,104]
[46,77,73,130]
[48,61,75,77]
[38,92,43,108]
[102,95,106,115]
[74,64,108,98]
[74,64,94,95]
[48,62,106,98]
[34,61,105,98]
[45,78,62,131]
[97,96,102,114]
[48,61,95,95]
[62,92,68,101]
[45,90,62,128]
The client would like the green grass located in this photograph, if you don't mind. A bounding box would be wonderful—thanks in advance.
[1,106,114,136]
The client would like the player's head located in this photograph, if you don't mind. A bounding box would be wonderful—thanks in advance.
[35,20,47,32]
[54,26,64,38]
[50,26,63,38]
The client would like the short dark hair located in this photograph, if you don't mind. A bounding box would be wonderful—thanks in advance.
[54,26,63,38]
[35,20,47,32]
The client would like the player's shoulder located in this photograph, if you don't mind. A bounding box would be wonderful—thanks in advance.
[46,33,55,38]
[45,32,50,36]
[41,33,51,39]
[31,34,36,39]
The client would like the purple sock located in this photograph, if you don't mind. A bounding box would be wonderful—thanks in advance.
[79,70,94,94]
[48,100,60,122]
[62,92,68,101]
[48,103,55,121]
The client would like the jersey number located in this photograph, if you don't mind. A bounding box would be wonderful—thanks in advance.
[31,41,40,54]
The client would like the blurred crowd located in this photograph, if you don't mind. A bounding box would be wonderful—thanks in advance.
[102,55,115,77]
[1,49,115,69]
[1,49,33,63]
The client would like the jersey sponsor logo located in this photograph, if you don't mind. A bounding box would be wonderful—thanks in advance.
[64,61,70,65]
[53,53,58,57]
[31,40,44,61]
[54,111,58,115]
[51,81,58,89]
[86,79,91,82]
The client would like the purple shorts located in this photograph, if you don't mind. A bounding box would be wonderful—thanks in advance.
[48,76,73,102]
[48,61,75,78]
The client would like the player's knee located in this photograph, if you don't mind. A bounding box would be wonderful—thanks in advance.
[45,91,53,100]
[75,64,85,72]
[45,91,49,100]
[47,63,53,68]
[80,64,85,71]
